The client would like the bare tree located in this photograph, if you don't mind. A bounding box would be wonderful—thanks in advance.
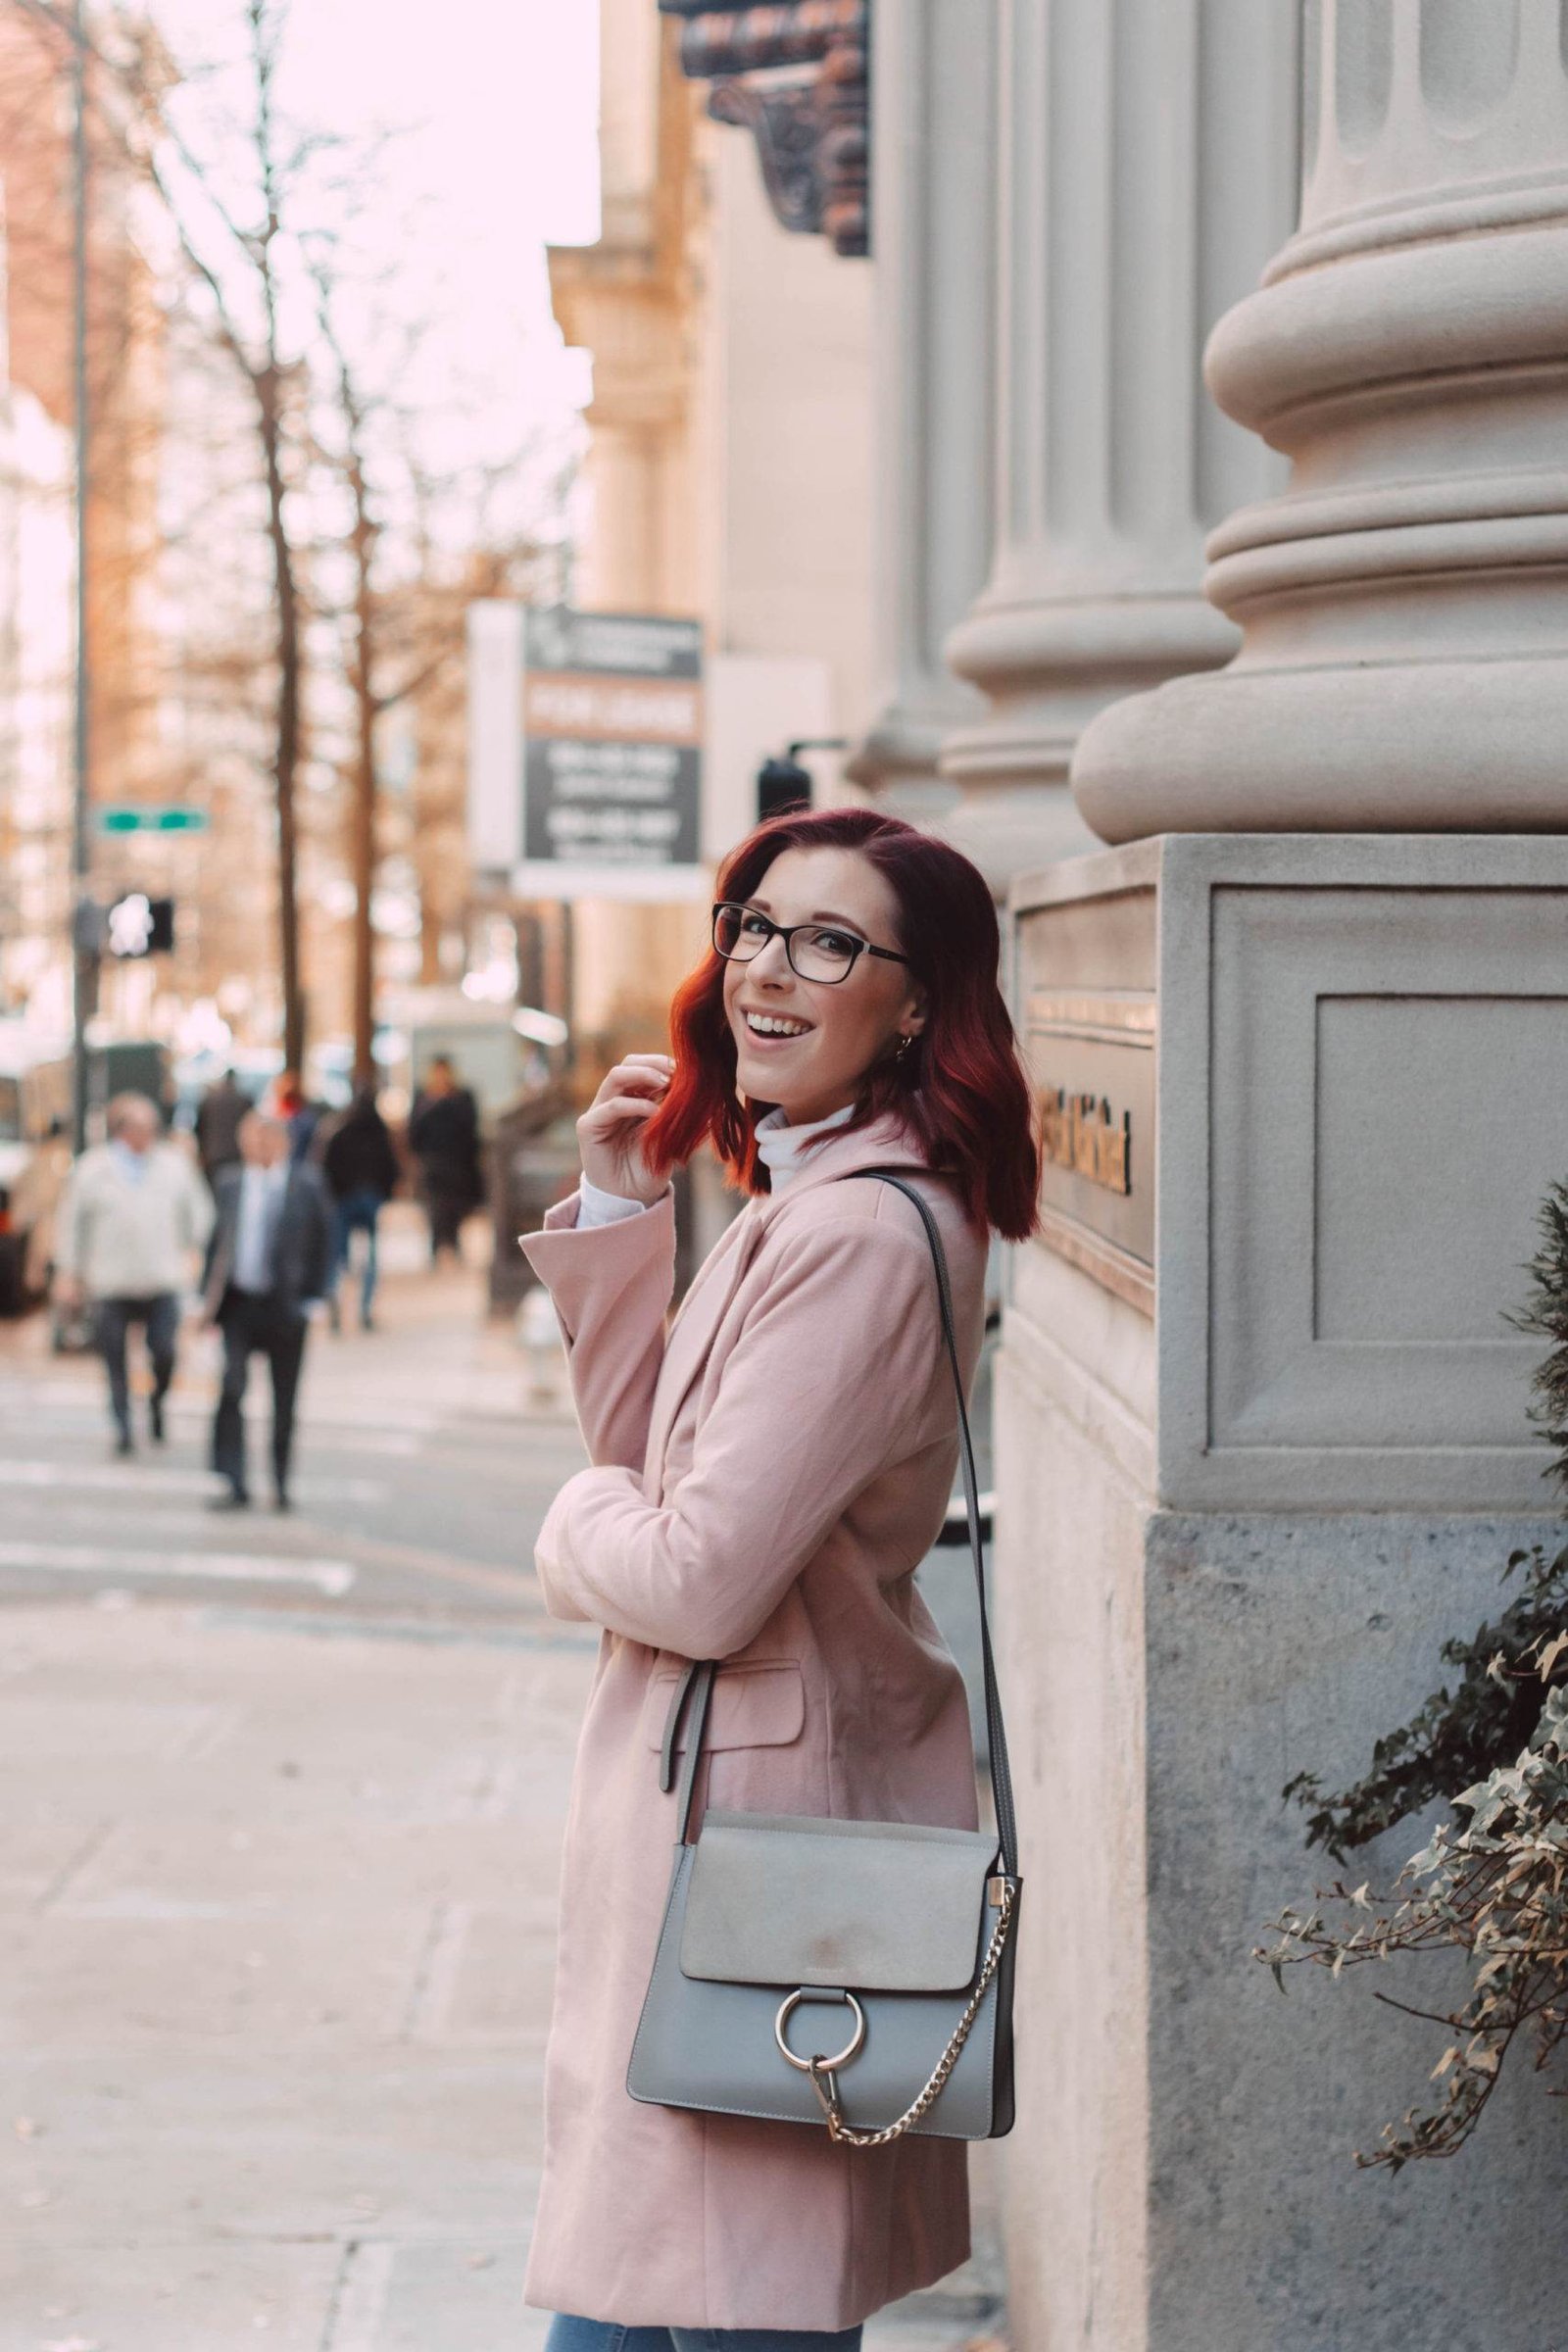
[309,273,379,1083]
[169,9,306,1063]
[10,0,577,1071]
[113,0,322,1071]
[310,254,568,1079]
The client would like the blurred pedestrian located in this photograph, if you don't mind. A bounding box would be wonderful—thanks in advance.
[273,1069,323,1166]
[194,1066,249,1189]
[321,1085,400,1332]
[53,1093,213,1456]
[407,1055,482,1265]
[202,1110,332,1511]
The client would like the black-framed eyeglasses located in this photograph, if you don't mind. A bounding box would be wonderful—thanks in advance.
[711,902,912,986]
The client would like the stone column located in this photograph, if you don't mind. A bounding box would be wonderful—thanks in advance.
[939,0,1299,888]
[844,0,996,821]
[999,10,1568,2346]
[1075,0,1568,839]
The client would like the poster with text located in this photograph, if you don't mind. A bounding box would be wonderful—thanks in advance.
[521,609,704,899]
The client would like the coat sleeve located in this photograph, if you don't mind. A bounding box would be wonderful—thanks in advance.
[55,1160,88,1282]
[303,1170,334,1299]
[375,1125,400,1199]
[202,1177,231,1297]
[182,1158,216,1257]
[519,1188,676,1474]
[532,1214,941,1658]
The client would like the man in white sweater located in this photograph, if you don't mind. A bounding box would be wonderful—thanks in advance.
[55,1094,214,1454]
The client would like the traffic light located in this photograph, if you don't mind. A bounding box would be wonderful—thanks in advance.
[757,753,813,825]
[756,738,846,826]
[105,893,175,957]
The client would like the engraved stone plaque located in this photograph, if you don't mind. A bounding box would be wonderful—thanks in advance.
[1015,881,1158,1315]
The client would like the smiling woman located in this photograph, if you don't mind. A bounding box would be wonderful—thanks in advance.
[514,805,1039,2337]
[644,806,1040,1237]
[713,850,924,1127]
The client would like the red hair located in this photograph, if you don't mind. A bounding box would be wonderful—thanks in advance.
[642,807,1040,1242]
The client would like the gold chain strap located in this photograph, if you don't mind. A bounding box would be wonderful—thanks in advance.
[808,1879,1016,2148]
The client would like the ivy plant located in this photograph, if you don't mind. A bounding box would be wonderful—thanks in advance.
[1258,1180,1568,2168]
[1282,1542,1568,1865]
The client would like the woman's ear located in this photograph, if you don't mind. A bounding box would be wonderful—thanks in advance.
[901,986,929,1040]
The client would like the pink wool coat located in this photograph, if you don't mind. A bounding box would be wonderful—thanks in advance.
[517,1112,989,2330]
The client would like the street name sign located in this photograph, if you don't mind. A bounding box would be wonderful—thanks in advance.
[97,808,209,834]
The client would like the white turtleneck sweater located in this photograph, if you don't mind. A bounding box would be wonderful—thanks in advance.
[576,1102,856,1228]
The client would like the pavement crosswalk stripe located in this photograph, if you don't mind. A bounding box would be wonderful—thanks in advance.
[0,1542,357,1595]
[1,1379,443,1435]
[6,1412,426,1457]
[0,1459,384,1501]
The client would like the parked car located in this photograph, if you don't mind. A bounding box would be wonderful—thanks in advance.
[0,1027,72,1316]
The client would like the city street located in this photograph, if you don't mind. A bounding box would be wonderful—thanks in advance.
[0,1210,1002,2351]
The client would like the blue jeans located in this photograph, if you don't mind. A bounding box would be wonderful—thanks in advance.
[94,1292,180,1441]
[329,1188,382,1323]
[544,2319,861,2352]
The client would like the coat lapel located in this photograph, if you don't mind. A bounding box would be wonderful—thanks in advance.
[643,1115,934,1489]
[642,1200,766,1486]
[202,1176,239,1318]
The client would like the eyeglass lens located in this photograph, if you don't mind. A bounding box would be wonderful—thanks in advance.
[712,905,860,984]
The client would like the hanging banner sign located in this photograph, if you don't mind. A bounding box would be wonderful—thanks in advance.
[467,603,705,901]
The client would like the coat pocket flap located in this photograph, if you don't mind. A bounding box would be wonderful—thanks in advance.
[641,1662,806,1755]
[680,1811,1000,1994]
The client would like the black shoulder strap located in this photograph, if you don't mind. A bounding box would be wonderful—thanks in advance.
[670,1167,1018,1880]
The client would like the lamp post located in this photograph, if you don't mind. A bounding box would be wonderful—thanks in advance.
[69,0,94,1152]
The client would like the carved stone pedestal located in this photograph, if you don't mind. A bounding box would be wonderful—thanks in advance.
[1000,834,1568,2351]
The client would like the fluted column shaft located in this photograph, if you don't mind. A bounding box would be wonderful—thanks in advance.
[1074,0,1568,840]
[940,0,1298,887]
[846,0,996,819]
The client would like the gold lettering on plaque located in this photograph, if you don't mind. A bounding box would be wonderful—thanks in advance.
[1039,1088,1132,1197]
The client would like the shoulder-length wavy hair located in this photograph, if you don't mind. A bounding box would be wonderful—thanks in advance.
[641,807,1040,1241]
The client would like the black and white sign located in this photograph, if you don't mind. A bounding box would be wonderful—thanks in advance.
[466,604,704,901]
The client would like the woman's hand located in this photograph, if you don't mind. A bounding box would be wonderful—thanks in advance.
[576,1054,675,1205]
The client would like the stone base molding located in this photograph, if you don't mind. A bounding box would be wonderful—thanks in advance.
[1003,828,1568,2345]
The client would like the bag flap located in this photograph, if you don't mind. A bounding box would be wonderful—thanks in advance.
[681,1810,1000,1994]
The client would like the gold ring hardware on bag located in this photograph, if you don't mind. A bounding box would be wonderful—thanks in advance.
[774,1987,866,2078]
[808,1878,1017,2148]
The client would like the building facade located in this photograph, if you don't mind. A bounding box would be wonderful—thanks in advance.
[0,342,74,1031]
[670,1,1568,2343]
[544,0,875,1072]
[0,11,291,1063]
[0,5,165,1037]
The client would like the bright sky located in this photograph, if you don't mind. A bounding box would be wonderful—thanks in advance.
[149,0,603,440]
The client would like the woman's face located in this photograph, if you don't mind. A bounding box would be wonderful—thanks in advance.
[721,846,927,1125]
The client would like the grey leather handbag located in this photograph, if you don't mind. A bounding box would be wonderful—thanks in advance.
[627,1169,1020,2146]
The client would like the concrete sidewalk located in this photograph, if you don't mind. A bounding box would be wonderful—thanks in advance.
[0,1601,582,2348]
[0,1242,1004,2350]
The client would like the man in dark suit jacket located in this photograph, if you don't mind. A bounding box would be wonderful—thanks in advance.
[202,1110,333,1510]
[194,1067,250,1189]
[408,1056,483,1264]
